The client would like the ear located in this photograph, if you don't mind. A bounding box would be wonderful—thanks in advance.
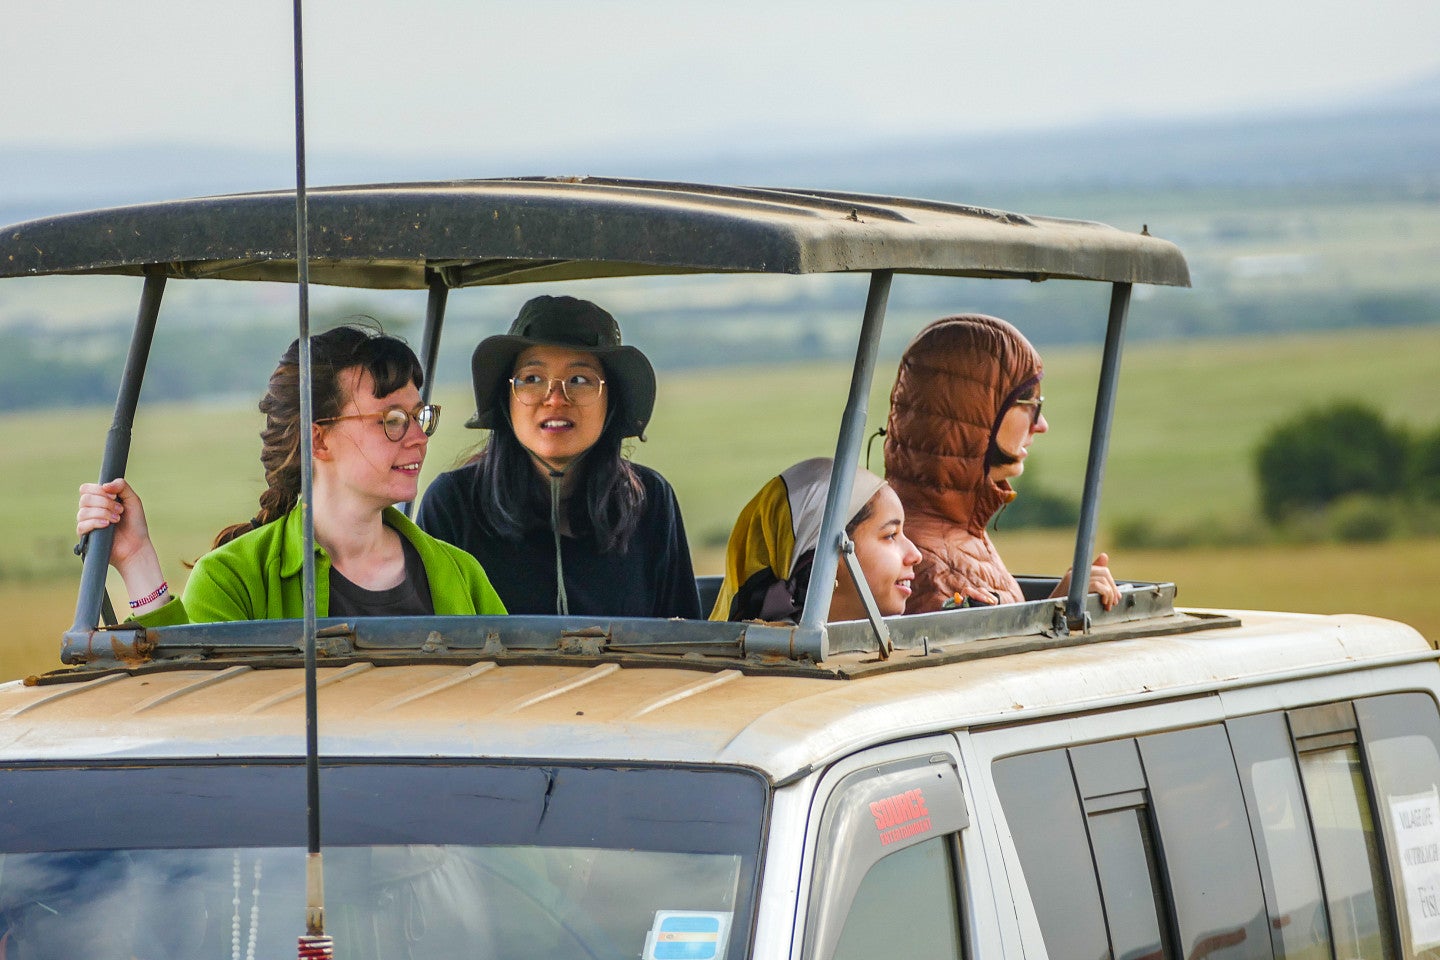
[312,422,333,461]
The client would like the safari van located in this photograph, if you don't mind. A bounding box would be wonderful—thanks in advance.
[1,178,1436,960]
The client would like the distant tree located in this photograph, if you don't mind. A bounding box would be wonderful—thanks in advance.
[1410,425,1440,503]
[1253,401,1408,523]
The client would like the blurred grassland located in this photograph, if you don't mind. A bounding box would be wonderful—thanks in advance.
[5,324,1439,680]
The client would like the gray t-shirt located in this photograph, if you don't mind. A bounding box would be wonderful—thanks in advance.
[328,535,434,617]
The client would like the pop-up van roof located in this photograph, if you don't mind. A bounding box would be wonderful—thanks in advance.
[3,176,1194,671]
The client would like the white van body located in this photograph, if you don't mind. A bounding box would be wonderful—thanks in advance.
[3,608,1434,959]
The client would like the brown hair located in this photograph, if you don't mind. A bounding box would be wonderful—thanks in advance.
[212,324,424,548]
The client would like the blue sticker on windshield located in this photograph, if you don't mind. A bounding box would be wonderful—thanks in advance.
[643,910,733,960]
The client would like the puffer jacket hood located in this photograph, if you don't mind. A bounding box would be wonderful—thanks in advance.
[884,314,1042,612]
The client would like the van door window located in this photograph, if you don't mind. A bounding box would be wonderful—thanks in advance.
[1072,739,1176,960]
[1138,725,1271,960]
[998,728,1273,960]
[1290,701,1399,960]
[1228,712,1333,960]
[1356,692,1440,959]
[991,749,1109,960]
[803,751,969,960]
[831,835,964,960]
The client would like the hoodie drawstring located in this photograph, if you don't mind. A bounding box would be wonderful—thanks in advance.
[546,469,570,616]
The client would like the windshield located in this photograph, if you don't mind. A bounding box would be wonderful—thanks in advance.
[0,760,767,960]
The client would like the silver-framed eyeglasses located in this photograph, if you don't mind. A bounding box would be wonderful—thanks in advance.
[510,373,606,407]
[1012,394,1044,425]
[316,403,441,441]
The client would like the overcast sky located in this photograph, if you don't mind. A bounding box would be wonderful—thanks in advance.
[6,0,1439,165]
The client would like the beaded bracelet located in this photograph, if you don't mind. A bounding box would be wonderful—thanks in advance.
[129,581,169,609]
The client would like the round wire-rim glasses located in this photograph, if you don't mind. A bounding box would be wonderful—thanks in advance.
[315,403,441,441]
[510,374,606,407]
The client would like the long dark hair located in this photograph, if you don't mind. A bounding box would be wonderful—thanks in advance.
[213,324,424,548]
[467,371,646,553]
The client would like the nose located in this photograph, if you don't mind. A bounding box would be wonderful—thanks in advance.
[901,533,922,567]
[402,414,429,445]
[541,379,570,405]
[1032,412,1049,434]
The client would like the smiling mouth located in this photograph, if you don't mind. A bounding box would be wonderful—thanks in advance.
[540,418,574,431]
[395,462,422,473]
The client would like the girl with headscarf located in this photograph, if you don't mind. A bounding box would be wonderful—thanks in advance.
[884,314,1119,614]
[711,457,920,623]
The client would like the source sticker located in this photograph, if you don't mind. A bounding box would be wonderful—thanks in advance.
[642,910,733,960]
[870,787,932,846]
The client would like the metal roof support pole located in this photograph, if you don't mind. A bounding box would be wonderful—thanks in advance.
[418,269,448,407]
[68,270,166,642]
[399,269,449,517]
[1066,281,1132,631]
[797,270,893,661]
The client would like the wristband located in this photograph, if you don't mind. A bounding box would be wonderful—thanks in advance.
[129,581,169,609]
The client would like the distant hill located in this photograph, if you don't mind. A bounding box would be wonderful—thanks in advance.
[4,78,1438,225]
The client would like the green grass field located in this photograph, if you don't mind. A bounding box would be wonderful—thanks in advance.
[6,324,1438,680]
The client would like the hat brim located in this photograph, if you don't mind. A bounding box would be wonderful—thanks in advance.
[466,334,657,439]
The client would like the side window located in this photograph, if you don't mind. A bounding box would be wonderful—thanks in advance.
[1357,693,1440,960]
[1290,701,1399,960]
[996,695,1440,960]
[831,836,963,960]
[1071,739,1176,960]
[1138,726,1270,960]
[1228,712,1333,960]
[997,727,1272,960]
[803,752,969,960]
[992,749,1109,960]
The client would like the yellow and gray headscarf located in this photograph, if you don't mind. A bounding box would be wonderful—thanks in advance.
[710,457,887,622]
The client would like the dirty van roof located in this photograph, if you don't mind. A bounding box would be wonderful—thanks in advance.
[0,176,1191,289]
[2,611,1426,781]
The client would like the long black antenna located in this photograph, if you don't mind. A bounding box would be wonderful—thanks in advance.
[291,1,331,957]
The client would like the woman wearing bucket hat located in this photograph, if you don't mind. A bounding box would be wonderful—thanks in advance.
[416,295,701,618]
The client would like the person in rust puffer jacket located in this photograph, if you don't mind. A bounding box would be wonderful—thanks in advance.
[884,314,1119,614]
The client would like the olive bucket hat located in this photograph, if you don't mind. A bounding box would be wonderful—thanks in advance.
[466,295,657,439]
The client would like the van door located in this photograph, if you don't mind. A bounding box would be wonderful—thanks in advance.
[993,724,1273,960]
[798,736,972,960]
[989,690,1440,960]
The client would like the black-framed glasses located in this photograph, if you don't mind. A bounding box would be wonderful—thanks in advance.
[510,374,606,407]
[316,403,441,441]
[1012,395,1044,425]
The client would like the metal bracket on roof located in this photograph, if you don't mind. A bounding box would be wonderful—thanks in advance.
[61,625,154,669]
[839,536,892,659]
[744,622,826,662]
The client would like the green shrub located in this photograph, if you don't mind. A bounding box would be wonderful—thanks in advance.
[998,487,1081,529]
[1325,494,1399,543]
[1111,514,1264,550]
[1253,401,1408,523]
[1410,426,1440,503]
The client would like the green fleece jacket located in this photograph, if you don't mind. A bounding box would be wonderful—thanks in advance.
[137,505,506,625]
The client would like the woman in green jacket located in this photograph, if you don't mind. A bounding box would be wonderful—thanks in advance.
[75,326,506,623]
